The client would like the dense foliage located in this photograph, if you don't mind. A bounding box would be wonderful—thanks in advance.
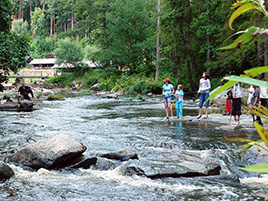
[5,0,268,92]
[0,0,29,91]
[208,1,268,187]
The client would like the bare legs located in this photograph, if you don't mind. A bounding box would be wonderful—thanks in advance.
[197,107,209,118]
[164,102,173,118]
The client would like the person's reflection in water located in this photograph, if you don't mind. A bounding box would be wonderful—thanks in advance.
[174,121,183,140]
[198,121,208,129]
[165,120,174,128]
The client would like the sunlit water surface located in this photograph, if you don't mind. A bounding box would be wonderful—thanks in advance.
[0,95,267,200]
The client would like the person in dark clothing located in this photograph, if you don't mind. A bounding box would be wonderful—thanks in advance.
[232,82,242,124]
[18,83,34,100]
[251,85,263,125]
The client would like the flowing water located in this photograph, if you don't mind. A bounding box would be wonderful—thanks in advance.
[0,95,267,200]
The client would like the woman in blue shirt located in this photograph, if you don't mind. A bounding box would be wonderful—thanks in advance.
[162,78,174,119]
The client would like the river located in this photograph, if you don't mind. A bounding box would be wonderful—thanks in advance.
[0,95,267,200]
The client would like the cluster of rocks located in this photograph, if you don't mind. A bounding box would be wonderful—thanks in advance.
[1,131,267,182]
[0,134,236,183]
[0,97,34,111]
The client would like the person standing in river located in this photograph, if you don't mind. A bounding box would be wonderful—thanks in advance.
[251,85,263,125]
[223,88,232,116]
[197,72,211,119]
[232,82,242,124]
[162,78,174,119]
[174,84,184,119]
[260,81,268,108]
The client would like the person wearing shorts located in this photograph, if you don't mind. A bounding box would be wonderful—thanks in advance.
[162,78,174,119]
[197,72,211,119]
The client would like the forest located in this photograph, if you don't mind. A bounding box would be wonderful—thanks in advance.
[2,0,268,94]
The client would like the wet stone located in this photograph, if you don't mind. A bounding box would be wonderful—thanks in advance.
[0,161,14,180]
[122,149,222,179]
[10,134,87,170]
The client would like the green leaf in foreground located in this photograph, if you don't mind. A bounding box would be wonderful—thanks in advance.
[229,5,258,30]
[244,66,268,77]
[219,26,258,50]
[238,163,268,173]
[225,76,268,88]
[204,80,237,104]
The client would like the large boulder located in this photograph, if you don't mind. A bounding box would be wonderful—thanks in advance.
[122,149,221,179]
[0,161,14,180]
[10,134,87,170]
[0,98,33,111]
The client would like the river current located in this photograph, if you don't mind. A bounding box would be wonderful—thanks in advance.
[0,95,267,200]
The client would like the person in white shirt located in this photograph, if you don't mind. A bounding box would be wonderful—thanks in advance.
[247,85,254,106]
[197,72,211,119]
[232,82,242,124]
[260,85,268,108]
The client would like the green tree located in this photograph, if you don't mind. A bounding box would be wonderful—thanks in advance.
[0,0,30,91]
[12,19,30,35]
[54,38,84,68]
[93,0,156,73]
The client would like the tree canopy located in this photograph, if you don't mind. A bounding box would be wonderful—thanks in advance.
[5,0,268,91]
[0,0,30,91]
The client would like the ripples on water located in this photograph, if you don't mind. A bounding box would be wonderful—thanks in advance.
[0,95,267,200]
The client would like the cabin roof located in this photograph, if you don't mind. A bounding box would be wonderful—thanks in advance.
[30,59,56,65]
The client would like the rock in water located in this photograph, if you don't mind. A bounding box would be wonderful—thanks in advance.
[0,161,14,180]
[243,142,268,165]
[90,83,99,91]
[10,134,87,170]
[99,148,138,161]
[122,149,221,178]
[19,100,34,108]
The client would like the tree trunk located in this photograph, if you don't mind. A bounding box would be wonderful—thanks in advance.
[50,11,53,52]
[54,15,56,49]
[35,0,38,8]
[42,0,46,14]
[185,0,198,85]
[64,21,67,32]
[206,5,210,70]
[71,12,74,30]
[257,13,263,67]
[103,11,109,49]
[155,0,161,81]
[29,0,32,13]
[21,0,24,20]
[265,2,268,65]
[186,59,197,90]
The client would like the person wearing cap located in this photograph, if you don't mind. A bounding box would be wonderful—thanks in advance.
[162,78,174,119]
[197,72,211,119]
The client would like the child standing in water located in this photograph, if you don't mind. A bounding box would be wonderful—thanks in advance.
[162,78,174,119]
[223,88,232,116]
[197,72,211,119]
[175,84,184,119]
